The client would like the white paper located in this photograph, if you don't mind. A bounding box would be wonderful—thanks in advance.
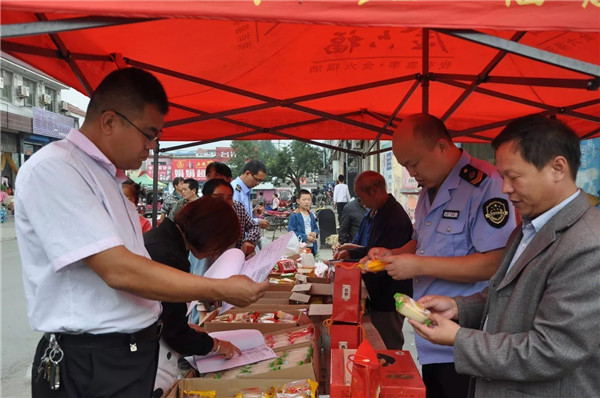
[189,329,277,373]
[188,249,245,315]
[203,248,245,279]
[219,232,295,313]
[240,231,295,282]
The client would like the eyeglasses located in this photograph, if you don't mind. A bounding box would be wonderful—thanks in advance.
[105,110,163,143]
[252,174,265,183]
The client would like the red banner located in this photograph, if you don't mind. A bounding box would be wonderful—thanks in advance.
[171,158,218,181]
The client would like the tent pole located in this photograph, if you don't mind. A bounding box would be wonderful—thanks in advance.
[581,127,600,140]
[35,13,94,95]
[2,16,157,39]
[436,29,600,78]
[151,142,160,227]
[366,78,420,153]
[441,31,526,122]
[127,58,396,135]
[422,28,430,114]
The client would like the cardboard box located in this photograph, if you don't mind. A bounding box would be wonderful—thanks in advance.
[204,310,311,333]
[172,339,321,397]
[332,265,362,324]
[329,323,363,350]
[330,349,425,398]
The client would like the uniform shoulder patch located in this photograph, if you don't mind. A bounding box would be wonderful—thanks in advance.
[460,164,487,187]
[483,198,509,228]
[235,184,242,192]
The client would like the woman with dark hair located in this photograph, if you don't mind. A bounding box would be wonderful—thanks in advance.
[202,178,260,257]
[122,178,152,233]
[144,196,242,395]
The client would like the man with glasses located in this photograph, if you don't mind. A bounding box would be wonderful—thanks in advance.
[15,68,268,398]
[231,159,270,229]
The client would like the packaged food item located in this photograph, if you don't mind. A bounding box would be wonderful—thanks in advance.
[358,259,387,272]
[275,258,298,273]
[213,313,234,323]
[234,386,274,398]
[183,390,216,398]
[276,379,318,397]
[394,293,432,325]
[276,311,297,322]
[259,313,277,323]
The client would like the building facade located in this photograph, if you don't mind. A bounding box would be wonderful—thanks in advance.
[1,53,78,190]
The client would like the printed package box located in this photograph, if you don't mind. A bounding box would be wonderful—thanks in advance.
[166,338,321,397]
[329,323,363,350]
[330,349,425,398]
[204,309,311,333]
[331,264,362,324]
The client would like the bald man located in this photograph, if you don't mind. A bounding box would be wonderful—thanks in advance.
[367,114,516,398]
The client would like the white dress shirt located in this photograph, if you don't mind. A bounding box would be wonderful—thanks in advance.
[333,183,351,204]
[15,129,160,334]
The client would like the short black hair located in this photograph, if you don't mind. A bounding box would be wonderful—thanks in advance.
[172,177,184,186]
[409,113,452,148]
[122,178,142,203]
[183,178,199,193]
[492,115,580,180]
[337,175,345,183]
[87,67,168,119]
[202,178,233,196]
[243,160,267,175]
[299,189,312,198]
[206,162,232,180]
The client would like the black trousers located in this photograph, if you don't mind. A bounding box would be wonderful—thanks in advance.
[370,310,405,350]
[32,332,159,398]
[422,362,470,398]
[336,202,347,225]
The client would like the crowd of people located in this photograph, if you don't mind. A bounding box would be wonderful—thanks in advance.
[14,66,599,398]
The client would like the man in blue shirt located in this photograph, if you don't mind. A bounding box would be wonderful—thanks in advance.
[231,160,269,229]
[368,114,516,398]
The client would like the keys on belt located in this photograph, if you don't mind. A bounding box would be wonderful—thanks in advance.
[36,333,63,390]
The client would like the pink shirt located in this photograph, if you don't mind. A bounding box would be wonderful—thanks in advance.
[15,129,160,333]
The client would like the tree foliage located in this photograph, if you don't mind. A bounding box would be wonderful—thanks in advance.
[269,141,323,196]
[230,141,277,177]
[230,140,323,195]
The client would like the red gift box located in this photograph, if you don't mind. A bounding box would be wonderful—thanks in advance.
[332,264,362,324]
[330,323,363,350]
[330,349,426,398]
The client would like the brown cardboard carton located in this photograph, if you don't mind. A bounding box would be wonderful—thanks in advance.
[204,310,311,333]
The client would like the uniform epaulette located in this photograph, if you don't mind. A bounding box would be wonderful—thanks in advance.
[459,164,487,187]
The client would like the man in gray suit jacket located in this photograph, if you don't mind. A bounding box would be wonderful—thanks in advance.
[411,115,600,398]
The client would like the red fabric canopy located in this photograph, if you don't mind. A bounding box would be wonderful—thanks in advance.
[2,0,599,145]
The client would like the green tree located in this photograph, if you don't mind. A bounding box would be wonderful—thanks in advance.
[229,141,277,177]
[269,141,323,196]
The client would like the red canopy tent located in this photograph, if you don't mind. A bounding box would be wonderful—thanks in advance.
[1,0,599,157]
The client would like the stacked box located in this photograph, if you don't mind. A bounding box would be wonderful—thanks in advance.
[330,349,425,398]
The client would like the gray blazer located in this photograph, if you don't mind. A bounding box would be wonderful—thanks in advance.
[454,191,600,398]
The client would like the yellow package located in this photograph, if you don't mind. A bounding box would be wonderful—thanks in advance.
[183,390,216,398]
[358,259,387,272]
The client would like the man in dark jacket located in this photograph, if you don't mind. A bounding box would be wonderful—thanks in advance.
[338,198,366,244]
[334,171,413,349]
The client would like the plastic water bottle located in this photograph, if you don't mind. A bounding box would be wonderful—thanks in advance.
[0,208,6,223]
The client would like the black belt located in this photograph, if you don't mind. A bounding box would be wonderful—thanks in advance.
[44,321,162,349]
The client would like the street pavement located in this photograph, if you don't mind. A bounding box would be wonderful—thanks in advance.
[0,209,419,397]
[1,215,40,398]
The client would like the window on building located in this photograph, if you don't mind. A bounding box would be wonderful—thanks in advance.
[23,78,36,107]
[1,70,13,102]
[44,87,57,112]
